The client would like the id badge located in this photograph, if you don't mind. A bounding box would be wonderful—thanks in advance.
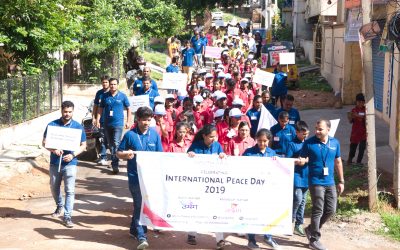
[109,110,113,117]
[251,116,257,120]
[289,120,295,125]
[274,136,280,142]
[323,167,329,176]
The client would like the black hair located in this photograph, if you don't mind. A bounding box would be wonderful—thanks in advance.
[142,76,151,82]
[193,124,217,143]
[283,94,294,102]
[171,56,179,64]
[278,111,289,120]
[356,93,365,101]
[239,121,250,129]
[136,106,153,119]
[226,78,236,87]
[253,94,262,102]
[256,128,272,140]
[295,120,309,132]
[61,101,74,110]
[109,77,119,84]
[100,75,109,81]
[317,119,331,129]
[174,122,189,140]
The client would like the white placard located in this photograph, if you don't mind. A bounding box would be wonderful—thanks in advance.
[129,95,150,112]
[137,152,294,234]
[215,20,225,27]
[253,68,275,87]
[240,21,247,28]
[329,119,340,137]
[279,52,296,65]
[205,46,223,58]
[228,26,239,36]
[161,73,188,90]
[45,126,82,151]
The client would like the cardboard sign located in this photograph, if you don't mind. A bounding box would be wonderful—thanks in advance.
[161,73,188,90]
[253,69,275,87]
[45,126,82,152]
[279,52,296,65]
[129,95,150,112]
[205,46,223,59]
[227,26,239,36]
[215,20,225,27]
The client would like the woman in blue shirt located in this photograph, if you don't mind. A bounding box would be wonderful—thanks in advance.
[186,124,226,249]
[242,128,280,250]
[166,56,180,73]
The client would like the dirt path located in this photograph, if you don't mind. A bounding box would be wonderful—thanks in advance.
[0,155,399,250]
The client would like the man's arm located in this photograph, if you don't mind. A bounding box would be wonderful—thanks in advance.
[125,107,132,129]
[96,107,103,128]
[116,149,135,160]
[92,104,98,126]
[335,157,345,194]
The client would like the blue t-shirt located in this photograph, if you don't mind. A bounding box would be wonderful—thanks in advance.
[166,64,180,73]
[270,123,296,156]
[300,136,341,186]
[100,91,130,127]
[287,138,309,188]
[271,72,288,97]
[264,103,276,117]
[187,140,223,155]
[242,145,277,157]
[43,118,86,167]
[118,127,163,184]
[133,78,158,95]
[200,36,208,47]
[94,88,108,124]
[138,88,159,109]
[191,37,204,54]
[182,48,196,67]
[246,108,261,137]
[275,107,301,127]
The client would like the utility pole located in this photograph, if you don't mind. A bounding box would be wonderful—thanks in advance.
[361,0,378,210]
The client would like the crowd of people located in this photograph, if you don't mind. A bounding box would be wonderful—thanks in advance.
[40,24,371,250]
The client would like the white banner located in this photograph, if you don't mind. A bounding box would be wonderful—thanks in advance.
[137,152,294,234]
[129,95,150,112]
[253,69,275,87]
[205,46,223,59]
[161,73,188,90]
[45,126,82,151]
[227,27,239,36]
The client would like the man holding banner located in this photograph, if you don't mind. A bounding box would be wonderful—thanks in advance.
[42,101,87,228]
[117,107,163,250]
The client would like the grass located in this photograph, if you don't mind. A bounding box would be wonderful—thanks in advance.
[142,50,167,68]
[151,70,163,82]
[298,72,332,92]
[148,44,167,53]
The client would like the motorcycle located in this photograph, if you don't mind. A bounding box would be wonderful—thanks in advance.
[79,101,103,161]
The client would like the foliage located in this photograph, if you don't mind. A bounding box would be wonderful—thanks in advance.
[298,73,332,92]
[380,212,400,241]
[273,25,293,42]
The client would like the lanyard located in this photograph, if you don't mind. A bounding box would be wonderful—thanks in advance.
[108,92,119,110]
[319,139,330,167]
[136,128,150,151]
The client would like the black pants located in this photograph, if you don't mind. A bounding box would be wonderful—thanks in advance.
[309,185,337,241]
[348,140,366,163]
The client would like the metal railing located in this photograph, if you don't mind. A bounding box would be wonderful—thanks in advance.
[0,71,62,127]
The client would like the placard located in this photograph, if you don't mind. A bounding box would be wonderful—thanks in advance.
[252,68,275,87]
[205,46,223,59]
[279,52,296,65]
[227,26,239,36]
[215,20,225,27]
[161,73,188,90]
[45,126,82,151]
[270,50,288,66]
[240,21,247,28]
[129,95,150,112]
[137,152,294,234]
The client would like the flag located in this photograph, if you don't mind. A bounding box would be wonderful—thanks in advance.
[257,105,277,131]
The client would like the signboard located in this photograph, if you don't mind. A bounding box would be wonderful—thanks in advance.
[45,126,82,152]
[205,46,223,59]
[215,20,225,27]
[269,49,289,66]
[129,95,150,112]
[253,69,275,87]
[279,52,296,65]
[137,152,294,234]
[227,26,239,36]
[161,73,188,90]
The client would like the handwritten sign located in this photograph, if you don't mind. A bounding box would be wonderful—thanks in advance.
[228,26,239,36]
[252,69,275,87]
[279,52,296,65]
[161,73,188,90]
[205,46,223,59]
[129,95,150,112]
[45,126,82,151]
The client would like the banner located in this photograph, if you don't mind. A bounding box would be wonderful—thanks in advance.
[253,68,275,87]
[270,49,288,66]
[227,27,239,36]
[45,126,82,151]
[205,46,223,59]
[129,95,150,112]
[161,73,188,90]
[137,152,294,234]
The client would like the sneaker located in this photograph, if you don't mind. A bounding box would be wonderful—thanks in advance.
[304,226,311,241]
[186,235,197,245]
[98,159,108,166]
[51,206,63,217]
[216,240,225,249]
[247,241,260,249]
[63,218,74,228]
[309,240,327,250]
[137,239,149,249]
[294,224,306,237]
[264,237,281,250]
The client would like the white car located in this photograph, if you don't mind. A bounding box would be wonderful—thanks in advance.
[212,11,223,20]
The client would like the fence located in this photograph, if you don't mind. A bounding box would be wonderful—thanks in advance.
[0,71,63,127]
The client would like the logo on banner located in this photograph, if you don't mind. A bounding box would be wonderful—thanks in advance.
[181,201,199,210]
[225,203,242,213]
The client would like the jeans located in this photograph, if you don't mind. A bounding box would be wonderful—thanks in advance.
[104,126,123,170]
[49,163,77,219]
[195,54,203,67]
[348,140,366,163]
[308,185,337,241]
[248,234,273,244]
[293,187,308,226]
[129,181,147,241]
[99,126,108,160]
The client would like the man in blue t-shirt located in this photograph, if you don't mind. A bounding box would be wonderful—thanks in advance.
[300,119,344,250]
[270,111,296,156]
[96,78,132,174]
[93,75,110,165]
[132,66,158,96]
[191,32,204,68]
[43,101,86,228]
[165,56,180,73]
[181,40,197,83]
[274,94,301,127]
[117,107,163,250]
